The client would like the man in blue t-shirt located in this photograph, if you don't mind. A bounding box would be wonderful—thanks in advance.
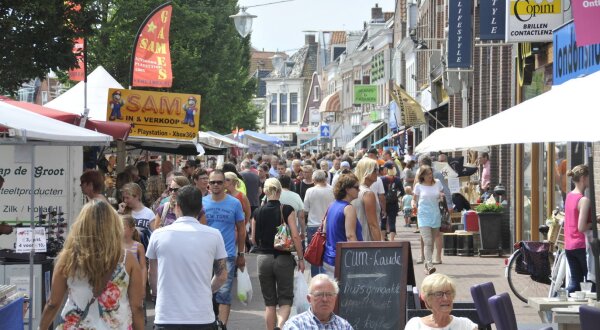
[202,169,245,326]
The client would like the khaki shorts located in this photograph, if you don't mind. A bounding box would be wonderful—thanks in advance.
[257,254,295,306]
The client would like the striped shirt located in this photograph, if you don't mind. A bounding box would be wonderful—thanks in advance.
[283,308,354,330]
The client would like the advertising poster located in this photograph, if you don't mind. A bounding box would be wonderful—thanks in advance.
[353,85,378,104]
[106,88,201,140]
[572,0,600,46]
[447,0,473,69]
[132,4,173,87]
[506,0,565,42]
[553,21,600,85]
[480,0,506,40]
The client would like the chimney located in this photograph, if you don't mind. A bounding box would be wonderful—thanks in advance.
[305,34,316,45]
[371,3,383,22]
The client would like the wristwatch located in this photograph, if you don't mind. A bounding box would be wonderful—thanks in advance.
[237,252,245,257]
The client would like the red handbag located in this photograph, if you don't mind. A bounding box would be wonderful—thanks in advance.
[304,209,328,266]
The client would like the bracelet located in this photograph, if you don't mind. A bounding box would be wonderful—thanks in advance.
[297,257,304,261]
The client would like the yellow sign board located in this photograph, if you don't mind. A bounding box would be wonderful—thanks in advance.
[106,88,201,140]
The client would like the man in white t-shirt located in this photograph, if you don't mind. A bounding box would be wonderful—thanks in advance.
[147,185,228,329]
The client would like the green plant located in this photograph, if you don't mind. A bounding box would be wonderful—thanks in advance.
[476,203,503,213]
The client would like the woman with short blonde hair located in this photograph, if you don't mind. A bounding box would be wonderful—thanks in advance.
[224,171,252,229]
[40,201,144,329]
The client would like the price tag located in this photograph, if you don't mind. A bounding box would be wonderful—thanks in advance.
[16,227,47,253]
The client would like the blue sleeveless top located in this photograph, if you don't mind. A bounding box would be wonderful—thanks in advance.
[323,200,363,266]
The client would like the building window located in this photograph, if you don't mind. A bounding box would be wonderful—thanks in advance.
[290,93,298,123]
[313,86,320,101]
[270,93,278,123]
[279,93,288,123]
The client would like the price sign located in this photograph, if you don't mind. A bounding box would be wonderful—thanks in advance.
[16,227,47,253]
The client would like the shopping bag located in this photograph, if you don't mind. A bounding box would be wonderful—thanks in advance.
[236,268,253,305]
[293,271,310,313]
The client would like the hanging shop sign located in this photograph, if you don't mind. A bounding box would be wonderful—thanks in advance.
[353,85,378,104]
[106,88,201,140]
[572,0,600,46]
[506,0,564,42]
[447,0,473,69]
[480,0,506,40]
[553,21,600,85]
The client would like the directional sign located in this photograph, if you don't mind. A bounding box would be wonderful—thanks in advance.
[320,124,330,138]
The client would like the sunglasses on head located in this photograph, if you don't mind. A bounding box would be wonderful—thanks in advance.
[209,180,224,185]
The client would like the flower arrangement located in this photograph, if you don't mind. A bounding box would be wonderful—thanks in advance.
[475,203,503,213]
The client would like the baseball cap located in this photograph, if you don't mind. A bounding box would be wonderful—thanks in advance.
[340,161,350,168]
[384,161,395,169]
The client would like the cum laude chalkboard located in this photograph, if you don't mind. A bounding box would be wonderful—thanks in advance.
[335,241,415,330]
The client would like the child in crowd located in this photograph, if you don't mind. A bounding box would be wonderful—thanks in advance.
[402,186,414,227]
[122,214,147,289]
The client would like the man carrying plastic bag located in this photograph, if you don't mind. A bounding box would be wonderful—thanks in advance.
[237,268,253,305]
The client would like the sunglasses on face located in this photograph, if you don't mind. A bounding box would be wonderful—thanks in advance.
[209,180,224,185]
[168,187,180,193]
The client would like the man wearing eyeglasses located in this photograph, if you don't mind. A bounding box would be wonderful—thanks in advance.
[202,169,245,327]
[282,274,353,329]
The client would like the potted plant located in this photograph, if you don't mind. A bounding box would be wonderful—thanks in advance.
[476,203,504,254]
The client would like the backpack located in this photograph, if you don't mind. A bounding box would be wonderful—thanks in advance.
[384,177,399,204]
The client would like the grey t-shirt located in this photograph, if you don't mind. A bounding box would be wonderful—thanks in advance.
[241,170,261,207]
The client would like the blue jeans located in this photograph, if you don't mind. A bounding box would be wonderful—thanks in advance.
[214,257,236,305]
[306,226,325,277]
[565,248,587,293]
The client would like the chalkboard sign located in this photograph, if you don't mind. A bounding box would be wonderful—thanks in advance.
[335,241,415,330]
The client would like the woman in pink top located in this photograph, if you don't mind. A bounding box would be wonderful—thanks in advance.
[564,164,593,293]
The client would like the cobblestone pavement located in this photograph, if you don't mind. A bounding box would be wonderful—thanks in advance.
[145,225,547,330]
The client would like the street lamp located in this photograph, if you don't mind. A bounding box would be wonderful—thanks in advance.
[229,7,256,38]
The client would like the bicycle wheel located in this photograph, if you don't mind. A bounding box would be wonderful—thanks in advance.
[548,251,567,297]
[507,249,551,303]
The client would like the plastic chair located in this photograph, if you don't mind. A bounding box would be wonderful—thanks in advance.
[470,282,496,330]
[580,305,600,330]
[488,293,518,330]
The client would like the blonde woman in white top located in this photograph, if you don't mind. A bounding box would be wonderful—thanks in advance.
[351,158,382,241]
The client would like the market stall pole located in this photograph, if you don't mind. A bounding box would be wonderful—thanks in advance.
[586,143,600,287]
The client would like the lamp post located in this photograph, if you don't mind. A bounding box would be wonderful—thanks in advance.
[229,0,295,38]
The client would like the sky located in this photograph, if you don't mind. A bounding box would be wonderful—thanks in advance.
[237,0,395,53]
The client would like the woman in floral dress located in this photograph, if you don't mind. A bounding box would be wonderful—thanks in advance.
[39,201,144,329]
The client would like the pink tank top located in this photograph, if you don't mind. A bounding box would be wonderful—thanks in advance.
[564,192,587,250]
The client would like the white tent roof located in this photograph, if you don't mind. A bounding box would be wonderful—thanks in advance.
[345,122,385,150]
[0,101,112,145]
[45,66,124,121]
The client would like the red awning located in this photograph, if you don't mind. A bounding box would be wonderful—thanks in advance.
[0,97,130,140]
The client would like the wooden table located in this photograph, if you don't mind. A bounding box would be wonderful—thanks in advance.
[552,308,581,330]
[527,297,587,322]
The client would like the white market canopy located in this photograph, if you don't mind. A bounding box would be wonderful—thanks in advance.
[198,131,248,149]
[415,70,600,152]
[345,121,385,150]
[45,66,124,121]
[0,100,112,145]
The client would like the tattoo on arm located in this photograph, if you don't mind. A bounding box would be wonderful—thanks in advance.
[213,258,227,276]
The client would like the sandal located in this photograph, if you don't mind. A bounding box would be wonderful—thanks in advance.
[425,264,436,275]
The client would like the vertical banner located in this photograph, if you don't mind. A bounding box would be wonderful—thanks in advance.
[447,0,473,69]
[572,0,600,46]
[68,38,85,81]
[553,21,600,85]
[506,0,564,42]
[132,3,173,87]
[480,0,506,40]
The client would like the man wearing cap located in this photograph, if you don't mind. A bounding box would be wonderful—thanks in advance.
[331,161,351,188]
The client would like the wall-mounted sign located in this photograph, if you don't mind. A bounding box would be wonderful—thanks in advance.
[353,85,378,104]
[107,89,201,140]
[447,0,473,69]
[506,0,565,42]
[572,0,600,46]
[553,21,600,85]
[480,0,506,40]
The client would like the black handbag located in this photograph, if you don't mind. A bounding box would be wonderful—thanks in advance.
[439,200,454,233]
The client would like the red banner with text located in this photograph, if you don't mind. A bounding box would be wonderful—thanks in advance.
[132,5,173,87]
[68,38,85,81]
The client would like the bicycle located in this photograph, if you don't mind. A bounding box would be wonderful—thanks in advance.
[505,210,567,303]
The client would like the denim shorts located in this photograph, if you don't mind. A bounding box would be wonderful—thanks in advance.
[214,256,236,305]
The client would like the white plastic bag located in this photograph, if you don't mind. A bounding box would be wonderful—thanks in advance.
[293,271,310,313]
[236,268,253,305]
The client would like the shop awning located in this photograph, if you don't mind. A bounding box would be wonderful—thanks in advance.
[0,98,130,140]
[319,92,341,112]
[415,127,488,153]
[240,130,283,145]
[344,122,385,150]
[300,136,318,147]
[197,131,248,149]
[371,133,392,146]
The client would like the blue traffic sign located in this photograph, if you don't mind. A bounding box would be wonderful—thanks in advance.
[320,124,330,138]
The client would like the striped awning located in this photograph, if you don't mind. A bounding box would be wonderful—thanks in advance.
[300,136,318,147]
[319,92,340,112]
